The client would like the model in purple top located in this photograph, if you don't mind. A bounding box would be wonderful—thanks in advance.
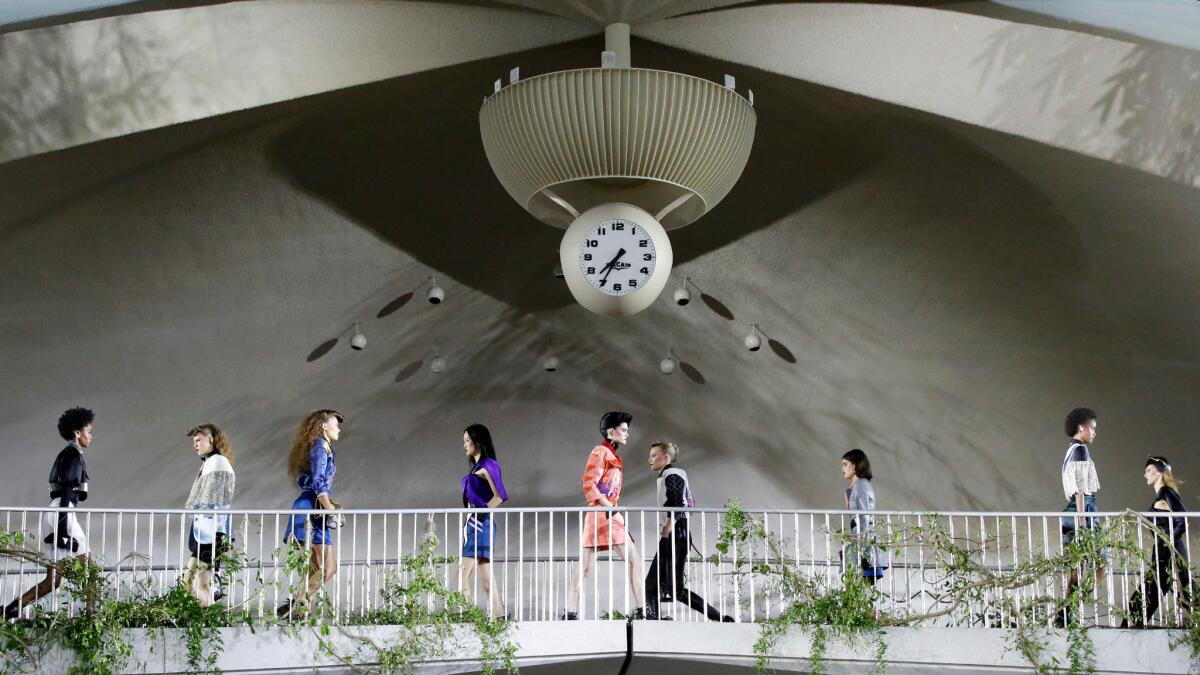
[457,423,508,618]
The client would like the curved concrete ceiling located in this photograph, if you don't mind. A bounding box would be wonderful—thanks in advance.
[0,0,596,162]
[637,3,1200,188]
[0,1,1198,518]
[2,0,1196,192]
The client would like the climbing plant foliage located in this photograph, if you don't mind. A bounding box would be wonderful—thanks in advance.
[0,522,515,675]
[715,499,1199,675]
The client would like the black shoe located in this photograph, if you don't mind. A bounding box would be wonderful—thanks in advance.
[275,600,293,618]
[631,608,645,620]
[563,611,578,621]
[1053,607,1076,628]
[3,602,20,621]
[721,615,736,622]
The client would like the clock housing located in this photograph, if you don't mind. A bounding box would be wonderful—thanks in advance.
[559,203,673,316]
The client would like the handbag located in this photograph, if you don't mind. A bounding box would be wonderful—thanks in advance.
[311,503,345,530]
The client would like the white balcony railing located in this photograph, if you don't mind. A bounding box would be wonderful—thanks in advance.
[2,506,1194,628]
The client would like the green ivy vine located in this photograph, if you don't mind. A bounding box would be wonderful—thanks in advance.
[715,499,1199,675]
[0,523,516,675]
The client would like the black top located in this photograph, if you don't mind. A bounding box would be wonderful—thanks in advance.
[662,470,687,519]
[46,444,88,550]
[48,444,88,506]
[1150,485,1187,553]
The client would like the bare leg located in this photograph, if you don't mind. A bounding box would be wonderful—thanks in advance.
[300,544,335,604]
[1062,566,1105,624]
[195,568,214,607]
[476,561,505,618]
[458,557,478,597]
[5,554,92,618]
[611,543,646,608]
[566,548,597,614]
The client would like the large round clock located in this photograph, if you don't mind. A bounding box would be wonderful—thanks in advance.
[559,203,674,316]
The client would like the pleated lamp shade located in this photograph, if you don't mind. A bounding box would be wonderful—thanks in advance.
[480,67,756,230]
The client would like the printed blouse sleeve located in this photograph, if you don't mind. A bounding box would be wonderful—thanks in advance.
[581,448,607,504]
[310,446,331,497]
[1064,445,1091,495]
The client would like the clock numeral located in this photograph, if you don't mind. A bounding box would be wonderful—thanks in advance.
[598,279,606,287]
[629,279,637,288]
[640,267,649,274]
[586,266,596,274]
[583,254,593,261]
[638,240,648,248]
[643,254,652,261]
[613,223,625,231]
[586,239,598,248]
[598,227,606,235]
[613,283,622,292]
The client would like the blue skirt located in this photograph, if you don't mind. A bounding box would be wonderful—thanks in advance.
[462,513,492,561]
[284,493,332,546]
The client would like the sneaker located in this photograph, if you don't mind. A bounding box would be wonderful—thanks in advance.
[3,603,21,621]
[721,615,736,623]
[563,611,578,621]
[275,600,293,618]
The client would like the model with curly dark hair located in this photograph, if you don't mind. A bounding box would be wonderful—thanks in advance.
[5,407,96,619]
[277,409,344,618]
[1057,407,1105,626]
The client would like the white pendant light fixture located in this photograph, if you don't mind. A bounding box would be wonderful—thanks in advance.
[659,348,677,375]
[542,355,560,372]
[673,276,692,307]
[744,323,762,352]
[426,276,445,305]
[480,24,756,316]
[349,323,367,351]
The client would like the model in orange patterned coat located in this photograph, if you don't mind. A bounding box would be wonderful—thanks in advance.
[564,411,646,619]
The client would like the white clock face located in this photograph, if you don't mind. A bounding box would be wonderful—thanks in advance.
[578,218,656,296]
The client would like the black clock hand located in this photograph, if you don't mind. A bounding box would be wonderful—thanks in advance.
[599,248,626,282]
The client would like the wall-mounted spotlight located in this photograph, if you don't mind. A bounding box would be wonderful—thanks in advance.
[673,276,692,306]
[659,348,677,375]
[427,276,445,305]
[430,352,446,374]
[349,323,367,351]
[543,356,560,372]
[744,323,762,352]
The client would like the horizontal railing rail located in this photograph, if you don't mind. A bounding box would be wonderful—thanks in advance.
[2,506,1194,628]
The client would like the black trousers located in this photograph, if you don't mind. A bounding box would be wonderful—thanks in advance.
[644,521,723,620]
[1128,546,1193,626]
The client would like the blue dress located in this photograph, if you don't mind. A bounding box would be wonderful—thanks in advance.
[284,438,336,545]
